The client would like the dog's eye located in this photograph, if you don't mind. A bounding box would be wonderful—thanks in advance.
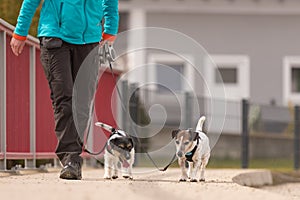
[175,141,180,144]
[127,144,132,148]
[184,141,190,145]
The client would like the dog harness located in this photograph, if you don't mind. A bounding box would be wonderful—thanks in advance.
[185,139,199,162]
[106,144,114,155]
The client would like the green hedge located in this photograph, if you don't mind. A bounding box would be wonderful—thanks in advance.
[0,0,41,37]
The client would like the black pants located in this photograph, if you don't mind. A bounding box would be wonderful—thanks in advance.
[40,38,99,166]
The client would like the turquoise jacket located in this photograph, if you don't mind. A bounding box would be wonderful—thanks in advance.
[14,0,119,44]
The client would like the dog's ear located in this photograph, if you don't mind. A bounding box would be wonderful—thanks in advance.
[172,129,180,139]
[191,131,199,141]
[110,137,120,144]
[110,128,116,137]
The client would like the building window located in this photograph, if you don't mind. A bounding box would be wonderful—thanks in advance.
[291,67,300,93]
[204,55,250,101]
[283,57,300,105]
[215,67,238,84]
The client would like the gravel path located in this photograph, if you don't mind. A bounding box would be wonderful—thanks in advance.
[262,183,300,200]
[0,168,297,200]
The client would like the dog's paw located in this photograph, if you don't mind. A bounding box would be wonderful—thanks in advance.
[199,179,205,182]
[112,175,118,179]
[190,179,198,182]
[103,176,112,180]
[123,175,133,179]
[179,178,187,182]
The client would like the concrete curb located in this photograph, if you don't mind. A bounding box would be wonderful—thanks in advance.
[232,170,273,187]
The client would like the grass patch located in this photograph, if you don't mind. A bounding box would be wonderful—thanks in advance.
[249,158,293,171]
[208,158,293,171]
[208,158,240,169]
[135,156,294,171]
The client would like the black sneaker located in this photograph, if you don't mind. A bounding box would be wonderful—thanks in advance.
[59,162,82,180]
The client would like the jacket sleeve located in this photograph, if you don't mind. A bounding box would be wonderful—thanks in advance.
[102,0,119,35]
[14,0,41,37]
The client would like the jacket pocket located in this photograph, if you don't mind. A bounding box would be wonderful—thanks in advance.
[39,0,61,35]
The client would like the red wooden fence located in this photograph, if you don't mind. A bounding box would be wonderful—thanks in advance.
[0,18,120,169]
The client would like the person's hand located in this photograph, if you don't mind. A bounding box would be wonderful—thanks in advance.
[99,39,113,47]
[10,35,26,56]
[99,33,116,47]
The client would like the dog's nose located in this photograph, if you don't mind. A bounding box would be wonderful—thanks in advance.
[177,151,183,157]
[125,152,131,160]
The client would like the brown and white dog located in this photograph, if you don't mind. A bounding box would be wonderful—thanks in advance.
[95,122,135,180]
[172,116,210,182]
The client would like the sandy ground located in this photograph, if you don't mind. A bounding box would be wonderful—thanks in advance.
[262,183,300,200]
[0,168,298,200]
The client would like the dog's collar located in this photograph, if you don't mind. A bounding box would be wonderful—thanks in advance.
[185,139,199,162]
[106,141,132,155]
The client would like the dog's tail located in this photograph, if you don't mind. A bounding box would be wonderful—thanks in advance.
[95,122,115,132]
[196,116,206,132]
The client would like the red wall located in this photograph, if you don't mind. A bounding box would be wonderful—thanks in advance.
[6,35,30,153]
[1,23,120,158]
[93,70,118,153]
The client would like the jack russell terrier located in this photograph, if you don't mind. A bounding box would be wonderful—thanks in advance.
[172,116,210,182]
[95,122,135,180]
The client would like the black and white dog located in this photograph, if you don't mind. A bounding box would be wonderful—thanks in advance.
[171,116,210,182]
[95,122,135,180]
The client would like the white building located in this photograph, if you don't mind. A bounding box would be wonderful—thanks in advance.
[115,0,300,134]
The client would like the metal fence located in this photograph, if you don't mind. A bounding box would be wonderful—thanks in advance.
[0,18,56,170]
[119,80,299,170]
[242,100,299,170]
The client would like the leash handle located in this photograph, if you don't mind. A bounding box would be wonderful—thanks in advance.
[99,43,115,64]
[105,44,116,62]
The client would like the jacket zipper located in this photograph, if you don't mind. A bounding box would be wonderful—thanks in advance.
[59,2,63,27]
[82,0,88,44]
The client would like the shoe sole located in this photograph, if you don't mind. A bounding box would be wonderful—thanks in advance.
[60,171,82,180]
